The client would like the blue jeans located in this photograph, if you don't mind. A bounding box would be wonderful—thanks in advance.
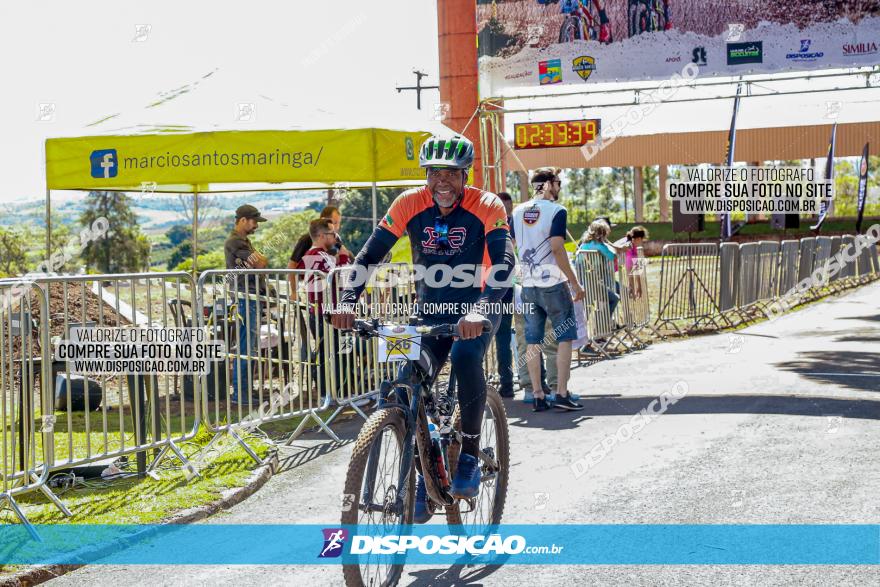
[521,283,578,344]
[231,299,260,401]
[494,310,514,394]
[608,282,621,318]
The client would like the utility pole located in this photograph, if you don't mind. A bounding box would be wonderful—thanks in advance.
[396,70,439,110]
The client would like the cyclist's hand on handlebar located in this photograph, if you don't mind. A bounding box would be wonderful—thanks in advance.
[457,313,489,340]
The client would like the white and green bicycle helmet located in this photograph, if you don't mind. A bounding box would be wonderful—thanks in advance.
[419,134,475,169]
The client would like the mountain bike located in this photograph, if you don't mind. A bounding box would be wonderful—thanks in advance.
[340,318,510,587]
[628,0,670,36]
[558,0,611,43]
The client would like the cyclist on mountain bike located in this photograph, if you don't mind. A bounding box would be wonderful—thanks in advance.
[628,0,673,35]
[544,0,612,44]
[331,134,515,523]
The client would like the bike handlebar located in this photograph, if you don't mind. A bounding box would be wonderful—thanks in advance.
[350,318,492,339]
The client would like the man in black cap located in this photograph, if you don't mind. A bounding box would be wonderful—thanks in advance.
[224,204,268,403]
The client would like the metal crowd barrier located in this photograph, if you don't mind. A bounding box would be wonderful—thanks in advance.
[29,273,202,478]
[797,237,817,292]
[777,241,801,297]
[614,247,660,345]
[718,242,744,324]
[197,268,333,455]
[0,282,70,536]
[811,237,833,298]
[574,250,621,358]
[737,242,761,312]
[756,242,781,306]
[323,263,417,430]
[828,236,843,291]
[655,243,726,333]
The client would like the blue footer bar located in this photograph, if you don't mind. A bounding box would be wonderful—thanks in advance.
[0,525,877,565]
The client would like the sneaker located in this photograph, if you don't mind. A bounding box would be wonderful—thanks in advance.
[413,474,432,524]
[522,390,534,404]
[533,396,551,412]
[547,391,580,403]
[450,453,481,499]
[554,394,584,411]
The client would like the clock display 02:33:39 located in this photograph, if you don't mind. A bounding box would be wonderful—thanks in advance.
[513,120,600,149]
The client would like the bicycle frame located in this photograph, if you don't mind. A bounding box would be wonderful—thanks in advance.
[359,349,456,519]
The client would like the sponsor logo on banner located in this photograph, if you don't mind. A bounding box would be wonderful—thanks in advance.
[842,41,878,56]
[665,55,682,63]
[405,137,414,160]
[692,46,707,66]
[318,528,348,558]
[786,39,824,62]
[572,56,596,81]
[504,70,534,80]
[538,59,562,85]
[727,41,763,65]
[89,149,118,179]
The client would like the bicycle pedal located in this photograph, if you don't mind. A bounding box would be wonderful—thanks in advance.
[456,497,478,514]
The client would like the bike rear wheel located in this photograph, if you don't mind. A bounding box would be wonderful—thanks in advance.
[445,386,510,533]
[342,407,414,587]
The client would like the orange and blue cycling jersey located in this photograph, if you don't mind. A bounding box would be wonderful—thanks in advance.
[341,185,515,319]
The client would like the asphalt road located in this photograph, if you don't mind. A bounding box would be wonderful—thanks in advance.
[51,281,880,586]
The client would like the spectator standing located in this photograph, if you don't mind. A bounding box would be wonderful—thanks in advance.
[494,192,516,398]
[301,218,351,397]
[289,206,352,270]
[578,219,621,316]
[511,168,584,412]
[620,225,649,299]
[513,284,557,402]
[224,204,269,404]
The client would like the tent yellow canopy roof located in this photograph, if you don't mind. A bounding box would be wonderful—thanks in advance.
[45,127,432,192]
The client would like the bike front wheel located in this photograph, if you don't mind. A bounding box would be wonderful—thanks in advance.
[445,386,510,533]
[342,407,415,587]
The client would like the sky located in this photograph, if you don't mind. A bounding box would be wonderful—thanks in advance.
[0,0,440,203]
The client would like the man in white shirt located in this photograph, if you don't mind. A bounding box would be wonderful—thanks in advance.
[511,167,585,412]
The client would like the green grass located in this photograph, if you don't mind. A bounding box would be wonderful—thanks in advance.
[0,425,270,575]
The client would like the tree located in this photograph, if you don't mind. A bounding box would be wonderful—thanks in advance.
[339,188,401,253]
[641,166,659,221]
[166,224,191,247]
[80,191,151,273]
[173,193,222,231]
[564,168,603,224]
[252,209,317,268]
[610,167,632,223]
[0,227,30,276]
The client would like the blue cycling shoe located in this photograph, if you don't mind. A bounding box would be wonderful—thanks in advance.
[413,474,432,524]
[450,453,481,499]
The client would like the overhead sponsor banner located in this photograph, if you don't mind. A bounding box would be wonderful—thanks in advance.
[477,1,880,93]
[45,129,431,191]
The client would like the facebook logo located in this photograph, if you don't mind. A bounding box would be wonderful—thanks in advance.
[90,149,118,178]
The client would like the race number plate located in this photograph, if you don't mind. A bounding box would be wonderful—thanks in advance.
[377,325,421,362]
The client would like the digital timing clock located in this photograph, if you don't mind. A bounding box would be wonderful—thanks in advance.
[513,119,601,150]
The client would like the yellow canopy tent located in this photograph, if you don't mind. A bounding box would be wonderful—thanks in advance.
[44,123,447,271]
[43,69,454,270]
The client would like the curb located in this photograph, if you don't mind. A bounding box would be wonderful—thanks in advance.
[0,449,279,587]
